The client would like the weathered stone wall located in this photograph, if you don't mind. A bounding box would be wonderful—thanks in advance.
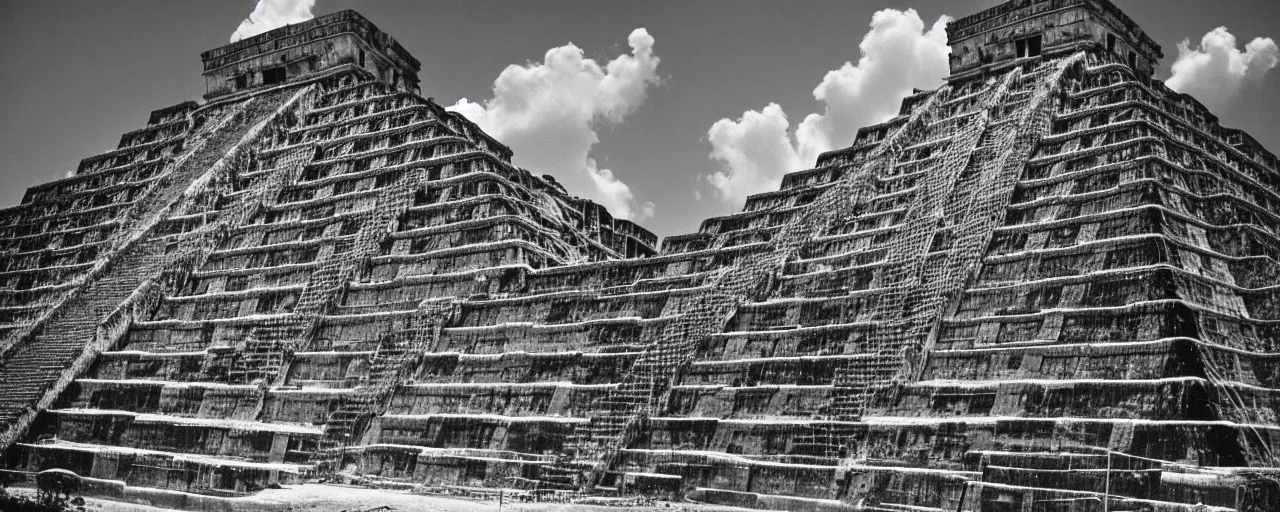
[201,10,422,99]
[2,1,1279,510]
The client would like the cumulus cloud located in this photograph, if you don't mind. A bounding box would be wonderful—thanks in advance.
[1165,27,1278,112]
[448,29,661,221]
[704,9,950,207]
[707,104,803,205]
[230,0,316,42]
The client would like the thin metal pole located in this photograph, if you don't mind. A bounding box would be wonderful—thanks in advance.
[1103,449,1111,512]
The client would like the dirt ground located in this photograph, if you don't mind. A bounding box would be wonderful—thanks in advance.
[7,484,754,512]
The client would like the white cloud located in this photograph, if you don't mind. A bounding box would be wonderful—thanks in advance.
[704,9,950,207]
[637,201,656,220]
[707,103,803,205]
[794,11,951,164]
[230,0,316,43]
[448,29,661,221]
[1166,27,1278,112]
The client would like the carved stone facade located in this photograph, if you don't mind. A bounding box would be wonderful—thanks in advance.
[1,2,1278,510]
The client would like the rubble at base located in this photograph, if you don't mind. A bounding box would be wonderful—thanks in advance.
[1,2,1279,511]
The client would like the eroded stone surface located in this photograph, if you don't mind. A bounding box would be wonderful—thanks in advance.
[1,3,1278,511]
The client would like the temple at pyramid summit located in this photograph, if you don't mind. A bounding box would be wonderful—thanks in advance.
[2,1,1279,510]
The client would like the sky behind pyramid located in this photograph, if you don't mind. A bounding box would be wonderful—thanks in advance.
[1,0,1277,237]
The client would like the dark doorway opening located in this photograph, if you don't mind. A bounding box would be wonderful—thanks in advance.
[1016,35,1043,58]
[262,66,287,86]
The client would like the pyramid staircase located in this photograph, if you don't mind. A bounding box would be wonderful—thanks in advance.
[229,317,312,384]
[827,56,1086,423]
[0,92,302,449]
[230,165,423,386]
[314,302,450,473]
[296,165,453,471]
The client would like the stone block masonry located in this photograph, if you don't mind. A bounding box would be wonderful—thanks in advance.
[1,2,1278,511]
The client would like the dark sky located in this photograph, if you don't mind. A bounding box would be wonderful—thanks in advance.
[1,1,1277,238]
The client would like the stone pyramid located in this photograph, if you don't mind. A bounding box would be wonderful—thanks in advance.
[1,2,1277,511]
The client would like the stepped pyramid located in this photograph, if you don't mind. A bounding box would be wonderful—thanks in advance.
[1,2,1278,510]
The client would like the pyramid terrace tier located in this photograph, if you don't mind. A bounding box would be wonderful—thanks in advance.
[3,4,1280,510]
